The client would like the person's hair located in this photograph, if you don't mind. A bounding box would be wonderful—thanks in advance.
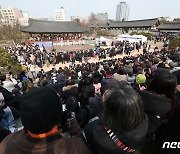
[82,77,93,86]
[102,80,144,133]
[117,67,124,75]
[66,79,75,86]
[42,80,48,87]
[147,73,177,100]
[21,71,26,75]
[147,73,177,110]
[71,73,78,80]
[100,85,108,96]
[93,77,100,84]
[157,63,166,68]
[0,74,6,85]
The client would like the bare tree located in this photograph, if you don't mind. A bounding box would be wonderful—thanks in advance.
[80,19,88,28]
[88,12,96,23]
[0,24,28,44]
[74,18,81,25]
[88,12,100,30]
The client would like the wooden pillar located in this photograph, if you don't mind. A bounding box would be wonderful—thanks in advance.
[52,34,54,41]
[52,34,55,51]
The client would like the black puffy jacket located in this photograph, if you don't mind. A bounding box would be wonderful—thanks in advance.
[84,115,148,154]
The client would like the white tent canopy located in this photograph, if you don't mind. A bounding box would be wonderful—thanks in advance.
[117,34,132,38]
[131,35,147,42]
[96,36,109,42]
[116,34,147,43]
[100,36,109,41]
[96,36,111,46]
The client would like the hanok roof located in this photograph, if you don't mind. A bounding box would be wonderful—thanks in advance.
[157,22,180,30]
[100,18,159,29]
[20,18,87,34]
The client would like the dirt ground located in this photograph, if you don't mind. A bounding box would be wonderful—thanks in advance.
[46,44,95,52]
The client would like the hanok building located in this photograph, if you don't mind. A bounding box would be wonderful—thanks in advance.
[98,18,160,35]
[157,22,180,33]
[20,18,87,45]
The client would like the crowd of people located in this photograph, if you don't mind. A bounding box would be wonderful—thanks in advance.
[0,41,180,154]
[5,41,145,74]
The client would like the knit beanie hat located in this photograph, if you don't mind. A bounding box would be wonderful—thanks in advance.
[20,87,62,134]
[136,74,146,84]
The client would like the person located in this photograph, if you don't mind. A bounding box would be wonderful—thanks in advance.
[173,70,180,101]
[138,73,177,136]
[84,80,148,154]
[0,87,92,154]
[2,73,17,93]
[0,92,15,132]
[112,67,127,81]
[28,63,37,78]
[151,71,180,154]
[0,74,21,118]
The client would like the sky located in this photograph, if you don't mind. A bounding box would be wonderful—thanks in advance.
[0,0,180,20]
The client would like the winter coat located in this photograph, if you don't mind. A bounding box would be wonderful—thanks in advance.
[88,95,103,119]
[138,90,172,135]
[84,116,148,154]
[0,119,92,154]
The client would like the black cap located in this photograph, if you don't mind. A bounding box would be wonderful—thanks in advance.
[20,87,62,134]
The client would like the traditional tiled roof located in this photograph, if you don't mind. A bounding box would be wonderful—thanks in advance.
[157,22,180,30]
[20,18,87,33]
[99,18,159,29]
